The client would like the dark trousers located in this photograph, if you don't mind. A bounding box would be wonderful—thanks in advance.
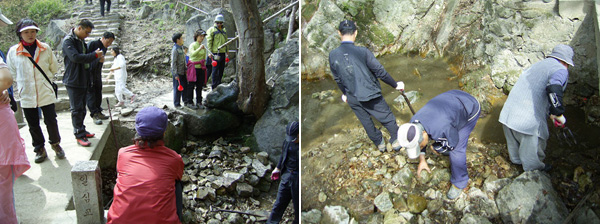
[347,95,399,145]
[23,104,61,152]
[173,75,188,107]
[66,87,88,138]
[208,53,226,89]
[86,77,103,117]
[267,171,299,224]
[449,108,480,189]
[100,0,111,16]
[186,68,205,105]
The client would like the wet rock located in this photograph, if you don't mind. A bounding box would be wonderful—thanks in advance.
[430,168,451,186]
[322,205,351,224]
[365,213,384,224]
[256,152,269,165]
[240,147,251,153]
[459,213,493,224]
[417,170,432,184]
[121,107,134,116]
[393,91,421,112]
[251,159,268,178]
[254,39,299,164]
[223,171,244,183]
[258,179,271,192]
[236,183,253,197]
[206,219,220,224]
[392,167,413,189]
[483,176,511,195]
[424,189,442,200]
[347,197,375,217]
[247,175,260,186]
[209,147,222,157]
[466,188,499,218]
[225,213,243,224]
[318,192,327,202]
[302,209,322,224]
[407,194,427,214]
[427,199,443,214]
[183,109,241,137]
[195,187,216,201]
[391,194,408,212]
[496,171,568,223]
[204,80,240,113]
[383,209,407,223]
[394,155,406,168]
[374,192,394,213]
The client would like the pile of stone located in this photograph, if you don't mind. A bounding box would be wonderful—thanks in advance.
[180,138,275,223]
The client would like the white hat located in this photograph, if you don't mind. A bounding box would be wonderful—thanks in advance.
[398,123,423,159]
[547,44,574,67]
[215,14,224,23]
[19,25,40,32]
[0,9,13,26]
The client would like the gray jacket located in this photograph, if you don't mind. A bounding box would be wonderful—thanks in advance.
[499,58,568,139]
[170,44,186,77]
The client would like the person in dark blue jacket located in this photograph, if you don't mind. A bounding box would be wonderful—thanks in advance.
[398,90,480,199]
[267,121,299,224]
[62,19,104,147]
[329,20,405,152]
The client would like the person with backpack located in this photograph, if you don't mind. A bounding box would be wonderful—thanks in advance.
[6,19,64,163]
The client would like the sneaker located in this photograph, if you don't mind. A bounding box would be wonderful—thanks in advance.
[97,112,109,120]
[77,137,91,147]
[51,143,65,159]
[115,101,125,107]
[34,148,47,163]
[84,132,95,138]
[93,114,103,125]
[378,137,386,152]
[130,94,136,103]
[447,184,463,200]
[392,139,401,151]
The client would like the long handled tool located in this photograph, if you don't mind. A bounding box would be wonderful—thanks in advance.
[106,98,119,149]
[400,90,416,115]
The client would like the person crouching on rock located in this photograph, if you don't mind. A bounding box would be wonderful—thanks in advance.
[107,106,184,224]
[329,19,405,152]
[398,90,480,200]
[267,121,300,224]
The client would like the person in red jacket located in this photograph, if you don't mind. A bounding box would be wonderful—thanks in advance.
[107,106,184,224]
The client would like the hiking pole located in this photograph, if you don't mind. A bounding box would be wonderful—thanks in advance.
[106,98,120,149]
[400,90,416,115]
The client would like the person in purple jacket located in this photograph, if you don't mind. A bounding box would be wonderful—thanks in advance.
[398,90,480,199]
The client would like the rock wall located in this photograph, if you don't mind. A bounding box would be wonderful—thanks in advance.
[301,0,598,115]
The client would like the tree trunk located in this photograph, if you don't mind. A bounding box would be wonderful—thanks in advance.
[229,0,268,118]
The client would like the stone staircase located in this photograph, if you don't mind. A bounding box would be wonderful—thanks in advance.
[54,4,123,111]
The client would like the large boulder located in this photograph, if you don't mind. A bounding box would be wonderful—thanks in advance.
[183,109,240,137]
[496,171,568,223]
[45,20,67,50]
[185,14,210,47]
[137,5,152,19]
[205,81,240,113]
[253,38,299,163]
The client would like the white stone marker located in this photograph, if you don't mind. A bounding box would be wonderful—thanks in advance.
[71,160,104,224]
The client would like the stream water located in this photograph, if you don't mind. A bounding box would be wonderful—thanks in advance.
[301,54,600,218]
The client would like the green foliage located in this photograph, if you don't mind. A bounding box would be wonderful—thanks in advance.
[0,0,66,52]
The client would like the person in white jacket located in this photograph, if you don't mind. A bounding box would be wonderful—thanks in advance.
[107,47,134,107]
[6,19,64,163]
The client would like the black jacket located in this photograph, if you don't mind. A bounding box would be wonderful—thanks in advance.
[87,39,107,82]
[62,29,98,88]
[276,140,299,173]
[329,42,397,102]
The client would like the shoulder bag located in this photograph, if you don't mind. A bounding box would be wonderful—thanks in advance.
[27,57,58,98]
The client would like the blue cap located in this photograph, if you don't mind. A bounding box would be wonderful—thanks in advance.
[135,106,168,138]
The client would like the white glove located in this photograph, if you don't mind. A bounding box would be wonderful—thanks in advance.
[555,115,566,126]
[396,81,405,91]
[341,95,347,103]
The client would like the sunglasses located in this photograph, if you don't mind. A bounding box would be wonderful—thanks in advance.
[216,22,223,24]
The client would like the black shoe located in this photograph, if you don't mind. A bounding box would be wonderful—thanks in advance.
[97,112,109,120]
[35,148,47,163]
[542,164,552,172]
[93,114,103,125]
[51,143,65,159]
